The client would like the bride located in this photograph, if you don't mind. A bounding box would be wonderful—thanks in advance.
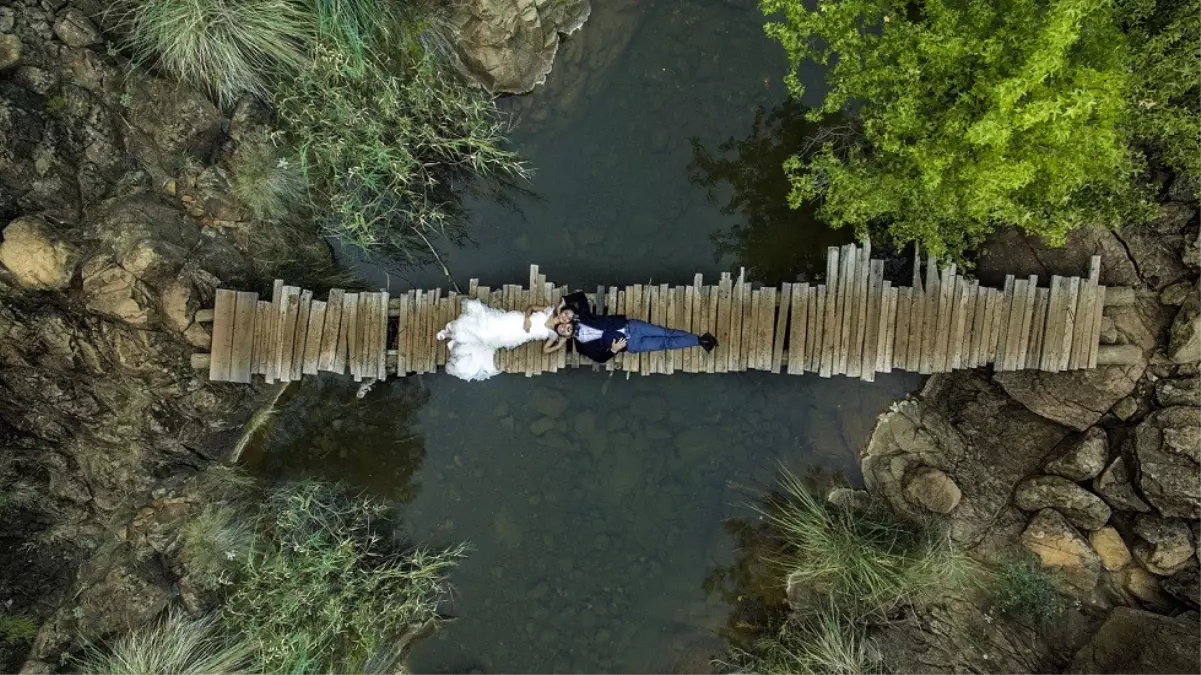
[437,299,573,381]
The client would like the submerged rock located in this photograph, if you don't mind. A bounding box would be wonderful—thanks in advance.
[1044,427,1109,481]
[1068,607,1200,674]
[1014,475,1112,531]
[1021,508,1102,593]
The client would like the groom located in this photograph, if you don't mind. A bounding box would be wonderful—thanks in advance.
[555,291,717,364]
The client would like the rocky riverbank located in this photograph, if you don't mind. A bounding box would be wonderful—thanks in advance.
[853,187,1200,672]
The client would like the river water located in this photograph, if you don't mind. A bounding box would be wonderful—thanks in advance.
[242,0,921,671]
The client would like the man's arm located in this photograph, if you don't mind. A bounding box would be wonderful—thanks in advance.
[574,337,614,364]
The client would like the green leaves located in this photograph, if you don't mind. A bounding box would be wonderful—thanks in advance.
[764,0,1196,257]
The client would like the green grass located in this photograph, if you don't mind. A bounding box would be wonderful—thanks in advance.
[178,504,254,591]
[114,0,313,105]
[1,616,38,674]
[76,611,254,675]
[229,133,308,222]
[991,553,1064,628]
[738,609,879,675]
[764,468,976,618]
[213,480,466,673]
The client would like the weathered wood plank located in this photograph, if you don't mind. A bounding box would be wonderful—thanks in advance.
[1002,278,1028,372]
[847,243,868,378]
[705,282,719,374]
[289,290,312,381]
[836,244,855,375]
[772,284,790,373]
[1088,285,1106,369]
[860,259,884,381]
[264,280,284,383]
[787,283,808,375]
[662,283,676,375]
[948,278,969,371]
[821,246,840,377]
[317,289,344,372]
[208,289,237,381]
[919,254,940,373]
[228,291,258,383]
[668,285,682,372]
[648,284,664,375]
[906,286,925,372]
[301,300,326,376]
[1026,287,1049,370]
[933,265,956,373]
[1070,256,1101,370]
[716,275,732,373]
[682,284,695,373]
[969,282,988,367]
[880,283,897,373]
[393,291,409,376]
[1059,276,1081,371]
[730,271,745,372]
[992,276,1014,369]
[1014,276,1037,372]
[740,281,755,372]
[988,285,1007,366]
[893,287,911,371]
[378,291,390,380]
[958,280,977,367]
[344,291,361,377]
[811,285,826,373]
[253,300,271,375]
[276,287,301,381]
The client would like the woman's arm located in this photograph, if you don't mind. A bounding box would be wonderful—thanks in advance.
[523,305,538,332]
[543,337,566,353]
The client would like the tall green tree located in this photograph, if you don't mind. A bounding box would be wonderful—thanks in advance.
[762,0,1198,257]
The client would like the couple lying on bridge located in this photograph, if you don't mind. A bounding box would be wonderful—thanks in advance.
[436,291,718,381]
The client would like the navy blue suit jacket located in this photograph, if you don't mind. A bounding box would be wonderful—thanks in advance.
[562,291,628,364]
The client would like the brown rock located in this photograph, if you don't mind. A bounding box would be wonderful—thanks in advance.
[1089,526,1132,572]
[1093,455,1152,513]
[1155,377,1201,407]
[160,278,199,333]
[903,467,962,514]
[81,255,156,326]
[1068,607,1200,674]
[1021,508,1102,593]
[0,32,19,70]
[1045,427,1109,481]
[1014,475,1112,530]
[0,216,80,290]
[53,8,102,48]
[450,0,591,94]
[1132,515,1195,576]
[1122,565,1174,611]
[1168,292,1200,364]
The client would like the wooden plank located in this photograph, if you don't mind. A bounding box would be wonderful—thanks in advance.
[276,287,301,381]
[880,283,897,373]
[820,246,840,377]
[740,281,754,371]
[917,256,937,373]
[893,287,912,371]
[695,281,712,373]
[378,292,390,380]
[811,285,826,373]
[344,291,361,378]
[264,280,284,383]
[787,283,809,375]
[332,291,353,375]
[755,287,771,371]
[254,300,272,375]
[1070,257,1101,370]
[771,284,790,373]
[1059,276,1081,371]
[413,290,427,375]
[906,286,925,372]
[301,300,326,376]
[393,291,408,376]
[665,284,678,374]
[846,244,867,378]
[230,291,259,383]
[836,244,856,375]
[316,289,344,372]
[716,275,733,373]
[651,284,665,375]
[968,283,988,367]
[991,276,1013,369]
[208,289,237,382]
[289,290,312,381]
[948,278,969,371]
[706,283,719,374]
[681,285,695,373]
[355,292,373,381]
[860,259,885,381]
[1026,287,1049,370]
[1013,276,1037,372]
[1088,285,1106,368]
[933,265,957,373]
[367,291,381,379]
[730,271,745,371]
[958,281,977,367]
[1001,279,1027,371]
[1042,277,1066,371]
[438,293,451,370]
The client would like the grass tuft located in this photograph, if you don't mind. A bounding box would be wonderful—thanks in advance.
[737,609,879,675]
[76,610,254,675]
[179,504,254,591]
[229,133,308,222]
[991,553,1064,627]
[764,468,976,618]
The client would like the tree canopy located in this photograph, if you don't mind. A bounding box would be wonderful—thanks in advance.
[762,0,1200,257]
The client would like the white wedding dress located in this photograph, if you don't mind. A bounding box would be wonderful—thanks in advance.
[438,299,554,381]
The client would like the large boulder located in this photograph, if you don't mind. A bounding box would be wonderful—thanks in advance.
[450,0,591,94]
[1168,291,1199,364]
[81,255,156,326]
[1089,526,1132,572]
[1163,563,1200,609]
[1021,508,1103,593]
[1132,515,1195,576]
[1131,406,1201,518]
[1155,377,1201,407]
[1044,427,1109,481]
[977,226,1141,289]
[1068,607,1200,674]
[994,365,1146,431]
[902,466,962,514]
[1014,475,1112,531]
[0,216,80,290]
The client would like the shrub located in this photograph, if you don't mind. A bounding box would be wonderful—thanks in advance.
[115,0,313,105]
[219,481,466,673]
[992,553,1064,627]
[274,43,528,259]
[764,468,975,617]
[178,504,254,591]
[760,0,1194,258]
[738,609,879,675]
[76,611,254,675]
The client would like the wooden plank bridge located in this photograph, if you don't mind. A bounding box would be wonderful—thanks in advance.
[191,242,1137,383]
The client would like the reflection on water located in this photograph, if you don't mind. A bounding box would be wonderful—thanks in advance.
[243,371,918,673]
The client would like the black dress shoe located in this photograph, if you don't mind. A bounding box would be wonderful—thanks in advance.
[699,333,718,353]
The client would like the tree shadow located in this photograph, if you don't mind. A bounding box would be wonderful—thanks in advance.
[688,100,853,285]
